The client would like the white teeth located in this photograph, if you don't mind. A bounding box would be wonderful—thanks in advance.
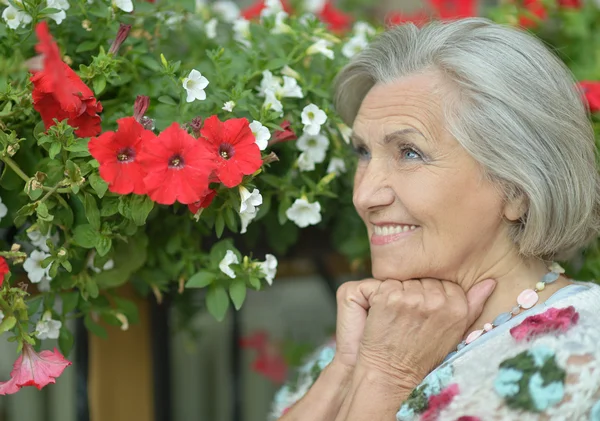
[373,225,418,235]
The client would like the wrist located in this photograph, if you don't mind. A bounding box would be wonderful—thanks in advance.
[353,359,422,397]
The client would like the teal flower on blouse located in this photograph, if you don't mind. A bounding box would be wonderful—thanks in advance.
[316,346,335,370]
[396,403,415,421]
[274,385,290,405]
[494,368,523,397]
[528,346,555,368]
[590,400,600,421]
[423,364,454,397]
[528,372,564,411]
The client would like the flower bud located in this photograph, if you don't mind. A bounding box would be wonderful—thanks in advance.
[10,243,21,252]
[108,23,132,55]
[133,95,150,122]
[189,116,203,137]
[115,313,129,331]
[269,120,296,146]
[140,116,155,131]
[262,152,279,165]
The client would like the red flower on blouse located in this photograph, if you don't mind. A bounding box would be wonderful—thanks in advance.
[421,383,460,421]
[88,117,155,195]
[139,122,215,205]
[200,116,263,188]
[0,344,71,395]
[579,81,600,113]
[240,331,288,384]
[318,1,352,33]
[429,0,477,19]
[30,22,102,138]
[510,306,579,342]
[0,257,8,287]
[187,188,217,214]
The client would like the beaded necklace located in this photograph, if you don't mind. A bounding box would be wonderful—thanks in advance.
[452,262,565,355]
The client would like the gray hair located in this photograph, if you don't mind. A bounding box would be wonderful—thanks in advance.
[334,17,600,260]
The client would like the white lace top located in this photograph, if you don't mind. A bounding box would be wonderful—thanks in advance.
[269,281,600,421]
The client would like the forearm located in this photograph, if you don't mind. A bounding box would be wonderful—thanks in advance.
[334,363,420,421]
[278,359,353,421]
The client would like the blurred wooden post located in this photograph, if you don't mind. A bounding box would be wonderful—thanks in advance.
[88,286,154,421]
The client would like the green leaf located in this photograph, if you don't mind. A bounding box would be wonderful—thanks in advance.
[278,196,291,225]
[265,58,288,70]
[86,277,99,299]
[130,195,154,226]
[95,235,112,256]
[49,142,62,159]
[113,297,139,324]
[84,315,107,339]
[61,291,79,315]
[186,270,215,288]
[0,316,16,334]
[73,224,97,248]
[84,193,101,230]
[224,207,238,232]
[61,260,72,272]
[27,296,44,316]
[93,76,107,96]
[248,276,261,290]
[206,285,229,321]
[95,233,148,288]
[157,95,177,105]
[215,212,225,238]
[139,56,162,71]
[229,278,246,310]
[58,327,74,357]
[100,196,119,216]
[76,40,98,53]
[89,173,108,198]
[118,195,133,219]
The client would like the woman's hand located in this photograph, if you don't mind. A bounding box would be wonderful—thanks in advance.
[357,278,497,389]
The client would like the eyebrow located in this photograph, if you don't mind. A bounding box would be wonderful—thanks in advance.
[350,128,428,145]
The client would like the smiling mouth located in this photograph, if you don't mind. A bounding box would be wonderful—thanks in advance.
[372,224,418,235]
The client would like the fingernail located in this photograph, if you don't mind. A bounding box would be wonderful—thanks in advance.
[483,278,497,293]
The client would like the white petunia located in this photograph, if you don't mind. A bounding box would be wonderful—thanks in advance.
[47,0,69,25]
[260,0,283,18]
[280,76,303,98]
[353,21,375,37]
[239,186,263,214]
[2,4,31,30]
[258,70,303,99]
[0,196,7,223]
[212,0,240,22]
[281,65,301,80]
[337,123,352,144]
[240,210,257,234]
[259,254,278,285]
[342,34,368,59]
[271,11,292,34]
[263,89,283,113]
[301,104,327,135]
[27,229,58,253]
[297,152,316,172]
[219,250,239,279]
[304,0,326,13]
[205,17,218,39]
[182,69,209,102]
[23,250,52,284]
[35,312,62,340]
[297,133,329,163]
[306,39,334,60]
[327,157,347,174]
[232,17,251,47]
[249,120,271,150]
[112,0,133,12]
[286,198,322,228]
[0,310,4,324]
[222,101,236,112]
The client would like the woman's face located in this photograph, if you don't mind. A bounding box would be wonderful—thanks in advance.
[352,72,514,283]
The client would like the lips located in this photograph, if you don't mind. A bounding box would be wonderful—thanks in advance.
[370,223,419,246]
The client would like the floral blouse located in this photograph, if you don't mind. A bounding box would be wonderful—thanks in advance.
[269,281,600,421]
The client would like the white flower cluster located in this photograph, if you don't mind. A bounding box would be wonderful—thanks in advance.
[112,0,133,13]
[238,186,263,233]
[342,21,375,59]
[2,0,31,30]
[286,198,322,228]
[258,69,304,114]
[35,311,62,340]
[218,250,278,285]
[249,120,271,150]
[183,69,210,103]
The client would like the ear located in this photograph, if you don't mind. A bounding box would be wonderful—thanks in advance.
[504,190,528,222]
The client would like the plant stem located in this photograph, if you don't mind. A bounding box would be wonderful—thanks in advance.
[39,181,64,204]
[1,156,71,193]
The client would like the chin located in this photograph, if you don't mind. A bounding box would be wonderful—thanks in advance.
[371,255,418,281]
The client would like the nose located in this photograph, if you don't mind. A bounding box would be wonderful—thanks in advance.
[353,158,395,212]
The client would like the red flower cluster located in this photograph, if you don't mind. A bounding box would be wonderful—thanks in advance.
[89,116,262,205]
[31,22,102,138]
[421,383,460,421]
[0,344,71,395]
[240,331,288,384]
[579,81,600,113]
[0,257,8,287]
[510,306,579,342]
[387,0,477,27]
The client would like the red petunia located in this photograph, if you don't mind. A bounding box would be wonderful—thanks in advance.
[421,383,460,421]
[272,120,297,144]
[30,22,102,138]
[429,0,477,19]
[241,0,293,20]
[187,188,217,214]
[579,81,600,113]
[510,306,579,342]
[88,117,154,195]
[518,0,547,28]
[559,0,581,8]
[139,123,215,205]
[0,344,71,395]
[200,116,263,188]
[386,10,430,27]
[0,257,8,287]
[318,1,352,33]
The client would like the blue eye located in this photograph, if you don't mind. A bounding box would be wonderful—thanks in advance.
[353,145,371,160]
[400,147,422,161]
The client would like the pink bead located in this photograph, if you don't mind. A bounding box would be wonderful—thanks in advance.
[483,323,493,331]
[465,329,484,344]
[517,289,539,309]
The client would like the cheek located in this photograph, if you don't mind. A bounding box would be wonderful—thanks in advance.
[352,165,366,212]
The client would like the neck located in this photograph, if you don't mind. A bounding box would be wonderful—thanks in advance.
[458,248,571,338]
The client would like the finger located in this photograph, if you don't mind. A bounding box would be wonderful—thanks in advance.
[420,278,446,293]
[400,279,423,291]
[465,278,497,327]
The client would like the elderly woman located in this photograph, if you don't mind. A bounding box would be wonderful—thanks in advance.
[270,17,600,421]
